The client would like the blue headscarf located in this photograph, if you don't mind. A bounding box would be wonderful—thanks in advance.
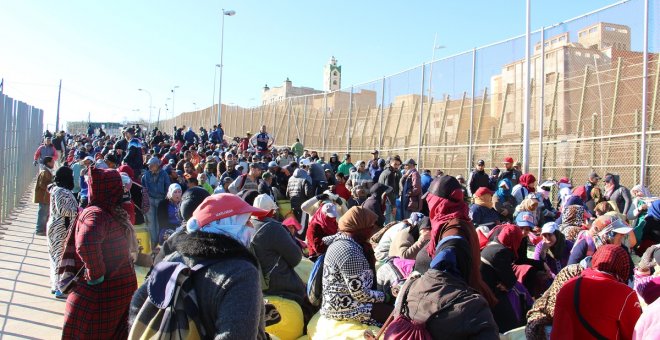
[496,178,512,202]
[429,235,472,282]
[646,200,660,221]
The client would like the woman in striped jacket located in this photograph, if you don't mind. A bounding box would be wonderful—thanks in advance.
[46,166,78,298]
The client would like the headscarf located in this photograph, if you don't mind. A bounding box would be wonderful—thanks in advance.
[310,203,339,235]
[167,183,182,200]
[54,166,74,191]
[474,193,493,209]
[548,230,567,260]
[496,223,524,259]
[516,197,538,213]
[496,178,512,201]
[338,206,378,267]
[590,244,631,283]
[632,184,651,198]
[572,186,587,203]
[647,200,660,221]
[564,195,585,208]
[426,176,470,255]
[187,213,254,247]
[430,236,472,282]
[560,205,585,227]
[519,173,536,192]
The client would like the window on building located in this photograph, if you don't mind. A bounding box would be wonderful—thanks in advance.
[575,51,582,56]
[446,119,454,127]
[618,28,628,34]
[579,31,585,37]
[559,36,566,42]
[545,72,557,84]
[551,39,558,45]
[585,53,591,58]
[505,112,513,123]
[332,80,337,85]
[589,27,597,34]
[333,71,338,76]
[507,65,514,71]
[605,26,616,32]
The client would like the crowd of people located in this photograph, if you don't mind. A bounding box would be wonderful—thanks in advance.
[32,123,660,339]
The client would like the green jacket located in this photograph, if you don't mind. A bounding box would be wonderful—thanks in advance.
[337,161,353,176]
[291,142,304,158]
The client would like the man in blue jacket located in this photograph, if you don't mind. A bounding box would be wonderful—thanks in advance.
[141,157,171,246]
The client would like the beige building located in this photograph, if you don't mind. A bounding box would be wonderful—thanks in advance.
[261,78,323,105]
[490,22,630,136]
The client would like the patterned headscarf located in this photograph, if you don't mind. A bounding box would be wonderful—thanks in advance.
[560,205,585,228]
[590,244,631,283]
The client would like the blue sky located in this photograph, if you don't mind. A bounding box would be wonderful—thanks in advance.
[0,0,648,130]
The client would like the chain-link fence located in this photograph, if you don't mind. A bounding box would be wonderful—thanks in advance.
[160,0,659,192]
[0,92,45,223]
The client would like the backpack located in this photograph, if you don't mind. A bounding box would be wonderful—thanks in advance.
[382,276,433,340]
[129,259,222,340]
[307,253,325,307]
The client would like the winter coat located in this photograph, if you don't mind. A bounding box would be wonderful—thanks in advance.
[469,204,500,228]
[123,138,144,179]
[321,234,384,325]
[498,168,522,186]
[551,268,641,340]
[609,185,633,215]
[129,232,268,340]
[286,169,313,210]
[400,169,422,214]
[362,183,389,228]
[468,170,491,196]
[397,271,499,339]
[337,161,353,176]
[34,168,53,204]
[388,226,429,260]
[378,166,402,204]
[251,218,306,304]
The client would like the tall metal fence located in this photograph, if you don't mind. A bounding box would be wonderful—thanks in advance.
[160,0,660,192]
[0,93,44,223]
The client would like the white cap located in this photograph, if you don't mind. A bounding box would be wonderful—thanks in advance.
[321,202,337,218]
[253,194,278,212]
[541,222,558,235]
[300,158,311,166]
[598,219,633,236]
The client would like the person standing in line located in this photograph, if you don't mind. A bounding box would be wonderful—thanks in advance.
[141,157,171,247]
[400,159,422,219]
[467,159,490,196]
[34,136,58,167]
[498,156,521,186]
[291,138,304,159]
[34,156,55,236]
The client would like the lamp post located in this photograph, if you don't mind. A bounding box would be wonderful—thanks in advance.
[212,64,220,118]
[171,86,180,120]
[427,33,446,108]
[218,9,236,125]
[138,88,152,131]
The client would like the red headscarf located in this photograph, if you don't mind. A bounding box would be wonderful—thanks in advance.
[496,223,524,259]
[519,173,536,193]
[572,185,587,203]
[591,244,631,283]
[426,191,470,256]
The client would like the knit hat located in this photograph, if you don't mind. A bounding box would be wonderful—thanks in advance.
[474,187,493,197]
[147,157,160,167]
[591,244,631,283]
[180,187,210,221]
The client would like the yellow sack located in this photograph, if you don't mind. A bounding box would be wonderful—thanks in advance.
[306,313,380,340]
[264,296,304,340]
[295,257,314,284]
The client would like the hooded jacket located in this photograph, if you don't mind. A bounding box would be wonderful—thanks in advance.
[378,166,402,203]
[286,169,313,210]
[362,183,391,228]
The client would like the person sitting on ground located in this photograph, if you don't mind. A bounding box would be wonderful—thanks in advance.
[533,222,570,276]
[585,186,606,216]
[567,215,632,265]
[129,194,270,339]
[362,183,392,229]
[512,173,537,205]
[250,194,307,309]
[388,216,431,260]
[320,206,392,326]
[493,178,516,222]
[480,223,531,333]
[387,236,499,339]
[637,199,660,256]
[470,187,500,234]
[305,202,339,260]
[347,185,369,208]
[552,245,640,340]
[197,172,213,195]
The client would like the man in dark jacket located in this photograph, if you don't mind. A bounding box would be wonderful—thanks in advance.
[378,156,402,223]
[122,127,144,180]
[468,159,491,196]
[400,158,422,219]
[498,156,522,186]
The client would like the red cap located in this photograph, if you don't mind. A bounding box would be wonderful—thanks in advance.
[558,177,571,184]
[192,193,270,227]
[503,157,514,164]
[474,187,494,197]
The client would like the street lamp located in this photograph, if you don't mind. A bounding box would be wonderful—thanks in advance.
[171,86,180,119]
[218,9,236,125]
[212,64,221,118]
[427,33,446,106]
[138,88,153,131]
[193,102,198,111]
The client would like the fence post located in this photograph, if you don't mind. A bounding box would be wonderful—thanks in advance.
[538,26,545,181]
[347,87,353,153]
[380,77,385,150]
[418,64,426,166]
[468,48,476,175]
[640,0,649,187]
